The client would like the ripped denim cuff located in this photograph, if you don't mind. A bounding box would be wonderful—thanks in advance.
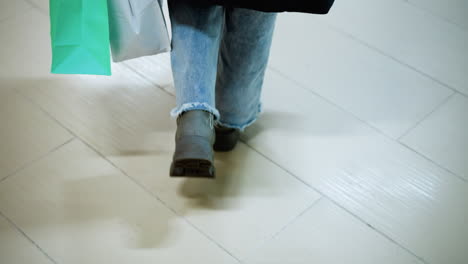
[170,102,220,121]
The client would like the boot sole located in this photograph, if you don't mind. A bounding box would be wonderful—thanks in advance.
[213,143,236,152]
[170,159,215,178]
[170,136,215,178]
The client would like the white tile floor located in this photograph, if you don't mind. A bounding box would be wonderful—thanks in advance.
[0,1,467,264]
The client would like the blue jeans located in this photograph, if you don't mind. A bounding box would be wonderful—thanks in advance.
[168,1,277,131]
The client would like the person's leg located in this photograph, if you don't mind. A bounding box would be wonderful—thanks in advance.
[215,8,277,131]
[168,0,224,119]
[168,1,225,177]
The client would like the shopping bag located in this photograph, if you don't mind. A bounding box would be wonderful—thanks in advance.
[108,0,171,62]
[49,0,111,75]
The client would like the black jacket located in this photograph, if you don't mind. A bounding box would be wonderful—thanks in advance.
[175,0,336,14]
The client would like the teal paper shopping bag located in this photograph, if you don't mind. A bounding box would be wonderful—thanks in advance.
[50,0,111,75]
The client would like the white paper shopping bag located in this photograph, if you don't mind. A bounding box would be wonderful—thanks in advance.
[108,0,171,62]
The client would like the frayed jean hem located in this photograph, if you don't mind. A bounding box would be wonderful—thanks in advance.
[170,102,221,120]
[216,103,263,132]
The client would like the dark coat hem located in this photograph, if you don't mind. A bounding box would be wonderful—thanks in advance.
[171,0,336,14]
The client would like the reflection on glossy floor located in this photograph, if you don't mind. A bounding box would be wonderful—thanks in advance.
[0,1,467,263]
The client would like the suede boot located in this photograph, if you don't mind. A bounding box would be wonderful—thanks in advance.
[170,110,216,178]
[213,125,240,152]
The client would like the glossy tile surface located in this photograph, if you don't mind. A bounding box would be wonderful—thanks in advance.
[245,199,423,264]
[114,142,321,258]
[0,9,74,180]
[409,0,468,30]
[0,140,239,264]
[321,0,468,95]
[0,215,52,264]
[0,9,56,80]
[0,89,72,180]
[243,70,468,264]
[401,94,468,180]
[123,53,175,94]
[23,0,48,14]
[269,13,453,139]
[0,1,31,22]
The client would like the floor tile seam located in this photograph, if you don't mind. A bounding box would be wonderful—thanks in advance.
[0,210,59,264]
[0,137,75,185]
[404,0,468,32]
[397,91,457,140]
[311,16,465,96]
[243,141,430,264]
[266,67,468,183]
